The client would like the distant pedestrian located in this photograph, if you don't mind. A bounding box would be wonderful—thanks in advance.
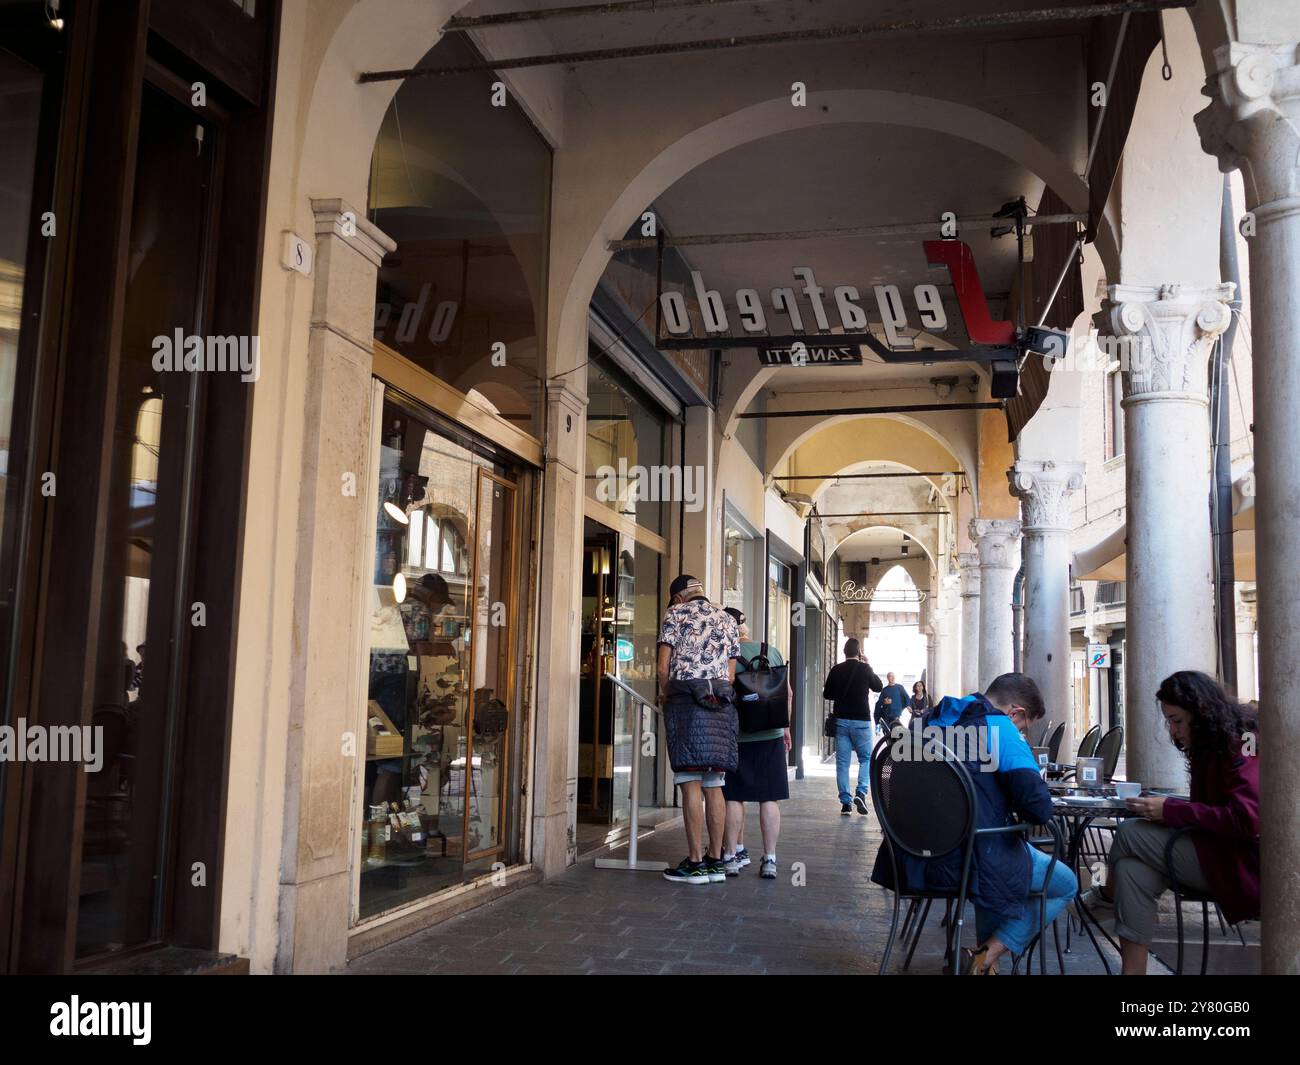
[720,608,791,881]
[909,680,932,718]
[657,575,741,885]
[822,638,883,815]
[876,672,909,732]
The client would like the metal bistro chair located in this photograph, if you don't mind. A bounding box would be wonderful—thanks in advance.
[1163,826,1250,974]
[1097,725,1124,782]
[1031,718,1054,749]
[1045,721,1067,764]
[1077,726,1127,867]
[871,737,1062,976]
[1058,725,1102,780]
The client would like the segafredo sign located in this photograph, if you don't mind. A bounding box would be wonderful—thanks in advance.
[657,240,1017,351]
[659,265,948,349]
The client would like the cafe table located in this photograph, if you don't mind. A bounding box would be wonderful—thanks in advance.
[1047,787,1186,974]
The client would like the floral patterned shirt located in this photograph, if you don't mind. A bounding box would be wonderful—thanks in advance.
[657,598,741,680]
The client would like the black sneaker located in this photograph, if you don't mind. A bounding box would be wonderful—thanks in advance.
[703,855,728,883]
[853,793,870,815]
[840,802,853,815]
[733,846,752,868]
[663,858,710,885]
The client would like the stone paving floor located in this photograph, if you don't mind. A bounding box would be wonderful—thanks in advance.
[348,763,1202,976]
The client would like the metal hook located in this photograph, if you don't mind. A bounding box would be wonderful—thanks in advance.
[1158,12,1173,81]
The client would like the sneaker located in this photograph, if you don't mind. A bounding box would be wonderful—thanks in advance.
[840,802,853,815]
[1076,884,1116,923]
[759,856,778,879]
[703,855,728,883]
[733,846,752,868]
[663,858,710,885]
[722,854,742,877]
[853,793,870,815]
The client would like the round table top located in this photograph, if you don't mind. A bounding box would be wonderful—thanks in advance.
[1050,796,1140,817]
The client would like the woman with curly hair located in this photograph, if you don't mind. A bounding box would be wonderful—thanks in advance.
[1078,670,1259,974]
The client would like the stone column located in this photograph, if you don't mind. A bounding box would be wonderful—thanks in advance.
[924,623,937,699]
[680,405,718,595]
[534,377,587,876]
[277,200,394,973]
[1095,284,1232,791]
[933,574,962,701]
[970,519,1022,690]
[1235,586,1258,702]
[958,552,981,695]
[1010,460,1085,746]
[1198,43,1300,972]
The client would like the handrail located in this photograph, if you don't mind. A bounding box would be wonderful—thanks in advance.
[601,671,661,713]
[594,672,667,872]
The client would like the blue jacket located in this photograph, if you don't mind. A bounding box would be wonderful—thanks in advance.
[876,684,909,722]
[663,678,739,773]
[869,693,1054,921]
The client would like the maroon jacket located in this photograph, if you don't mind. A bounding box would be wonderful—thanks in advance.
[1161,738,1260,925]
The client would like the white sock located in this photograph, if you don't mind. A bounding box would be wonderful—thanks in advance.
[764,853,776,862]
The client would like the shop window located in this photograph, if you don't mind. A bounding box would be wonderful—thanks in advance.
[362,397,530,919]
[767,556,794,658]
[369,32,551,440]
[0,43,44,644]
[584,350,669,534]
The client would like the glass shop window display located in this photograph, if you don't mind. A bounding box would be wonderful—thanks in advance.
[361,399,519,917]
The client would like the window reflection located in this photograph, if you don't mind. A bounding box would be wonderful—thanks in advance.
[362,399,524,918]
[369,33,550,439]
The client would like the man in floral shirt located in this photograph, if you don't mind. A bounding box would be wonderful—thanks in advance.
[657,574,740,884]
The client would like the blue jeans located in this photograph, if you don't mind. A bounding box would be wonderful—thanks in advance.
[835,718,873,804]
[975,843,1078,955]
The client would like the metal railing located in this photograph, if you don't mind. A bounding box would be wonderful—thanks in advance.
[594,673,664,872]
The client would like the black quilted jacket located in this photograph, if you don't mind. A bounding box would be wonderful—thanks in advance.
[663,678,738,773]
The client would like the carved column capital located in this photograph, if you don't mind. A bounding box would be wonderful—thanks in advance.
[1009,459,1086,533]
[1196,43,1300,211]
[1093,283,1234,401]
[957,550,981,597]
[969,518,1022,571]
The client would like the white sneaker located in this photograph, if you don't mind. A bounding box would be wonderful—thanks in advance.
[1076,884,1116,925]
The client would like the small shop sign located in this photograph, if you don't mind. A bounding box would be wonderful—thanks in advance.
[760,344,862,367]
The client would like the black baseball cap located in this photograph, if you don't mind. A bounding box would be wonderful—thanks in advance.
[724,607,745,626]
[669,574,705,599]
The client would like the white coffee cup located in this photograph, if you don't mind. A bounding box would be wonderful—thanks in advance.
[1114,781,1141,800]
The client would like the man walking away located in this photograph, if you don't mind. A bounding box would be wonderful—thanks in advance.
[876,672,909,733]
[657,574,740,884]
[822,639,883,815]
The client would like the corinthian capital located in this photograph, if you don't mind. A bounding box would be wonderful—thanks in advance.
[969,518,1022,571]
[1008,460,1086,532]
[957,551,981,597]
[1196,43,1300,207]
[1093,283,1234,400]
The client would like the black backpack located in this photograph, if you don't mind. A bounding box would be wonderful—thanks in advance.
[733,644,790,732]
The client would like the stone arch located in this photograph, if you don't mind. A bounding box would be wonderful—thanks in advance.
[553,88,1121,380]
[771,411,976,510]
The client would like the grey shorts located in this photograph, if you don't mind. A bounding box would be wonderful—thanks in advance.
[674,770,726,788]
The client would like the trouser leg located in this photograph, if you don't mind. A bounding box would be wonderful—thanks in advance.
[1107,819,1211,945]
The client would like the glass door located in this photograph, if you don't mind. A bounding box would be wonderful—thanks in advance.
[464,468,517,868]
[77,82,217,959]
[361,396,529,918]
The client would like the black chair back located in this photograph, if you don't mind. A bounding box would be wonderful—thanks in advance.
[1046,721,1066,762]
[1097,725,1124,782]
[1031,718,1053,748]
[1077,724,1101,759]
[870,736,976,861]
